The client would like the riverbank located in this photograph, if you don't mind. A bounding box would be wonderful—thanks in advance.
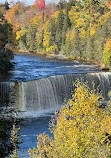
[12,49,110,72]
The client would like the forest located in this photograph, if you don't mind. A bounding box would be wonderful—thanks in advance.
[3,0,111,68]
[0,4,13,74]
[0,0,111,157]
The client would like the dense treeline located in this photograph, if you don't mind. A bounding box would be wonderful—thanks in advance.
[0,3,13,74]
[0,3,14,157]
[5,0,111,67]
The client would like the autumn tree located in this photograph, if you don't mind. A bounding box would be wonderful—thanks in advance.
[103,38,111,67]
[35,0,46,10]
[29,81,111,158]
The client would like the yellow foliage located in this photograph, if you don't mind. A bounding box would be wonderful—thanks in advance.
[51,11,60,20]
[80,29,88,38]
[66,29,75,43]
[75,18,84,28]
[29,81,111,158]
[30,16,41,28]
[97,12,111,26]
[103,38,111,66]
[43,31,50,48]
[69,6,81,26]
[16,29,26,40]
[90,25,96,37]
[46,45,58,53]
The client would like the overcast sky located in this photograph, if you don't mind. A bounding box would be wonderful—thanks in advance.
[0,0,60,5]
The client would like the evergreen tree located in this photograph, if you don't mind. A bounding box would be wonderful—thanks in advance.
[5,0,10,10]
[55,9,64,52]
[56,0,67,10]
[72,29,81,57]
[48,17,56,47]
[62,5,71,46]
[86,35,94,60]
[93,25,106,63]
[67,0,76,11]
[11,115,20,158]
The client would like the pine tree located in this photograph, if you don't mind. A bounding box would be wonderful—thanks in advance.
[5,0,9,10]
[62,6,71,46]
[11,115,20,158]
[55,9,64,52]
[67,0,76,11]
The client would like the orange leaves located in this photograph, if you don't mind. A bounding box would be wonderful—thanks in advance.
[108,0,111,9]
[5,2,26,33]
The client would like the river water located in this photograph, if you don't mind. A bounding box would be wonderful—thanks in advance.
[6,54,108,157]
[9,53,100,82]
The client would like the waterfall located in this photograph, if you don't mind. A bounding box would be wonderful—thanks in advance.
[0,72,111,114]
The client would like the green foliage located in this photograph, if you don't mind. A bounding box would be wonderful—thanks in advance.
[0,117,13,157]
[6,0,111,67]
[107,91,111,114]
[5,0,10,10]
[29,81,111,158]
[11,116,20,158]
[55,9,64,51]
[67,0,76,11]
[103,38,111,66]
[56,0,67,10]
[0,11,13,73]
[29,133,53,158]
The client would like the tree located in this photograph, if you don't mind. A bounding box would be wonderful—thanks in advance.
[103,38,111,67]
[81,0,108,15]
[29,81,111,158]
[11,115,20,158]
[5,0,9,10]
[56,0,67,10]
[67,0,76,11]
[55,9,64,52]
[62,5,71,46]
[0,11,13,73]
[35,0,46,10]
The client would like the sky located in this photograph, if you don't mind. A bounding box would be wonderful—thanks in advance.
[0,0,60,5]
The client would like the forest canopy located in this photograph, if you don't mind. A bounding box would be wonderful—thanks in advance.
[0,7,13,73]
[4,0,111,67]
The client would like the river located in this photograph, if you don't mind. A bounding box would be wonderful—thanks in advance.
[9,53,100,81]
[1,53,111,157]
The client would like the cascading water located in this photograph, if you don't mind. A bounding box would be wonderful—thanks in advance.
[0,72,111,116]
[0,53,111,157]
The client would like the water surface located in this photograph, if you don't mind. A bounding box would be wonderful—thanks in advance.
[9,53,100,82]
[8,53,102,157]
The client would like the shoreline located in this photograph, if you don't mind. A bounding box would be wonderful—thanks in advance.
[13,49,110,72]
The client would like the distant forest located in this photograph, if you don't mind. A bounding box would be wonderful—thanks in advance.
[1,0,111,67]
